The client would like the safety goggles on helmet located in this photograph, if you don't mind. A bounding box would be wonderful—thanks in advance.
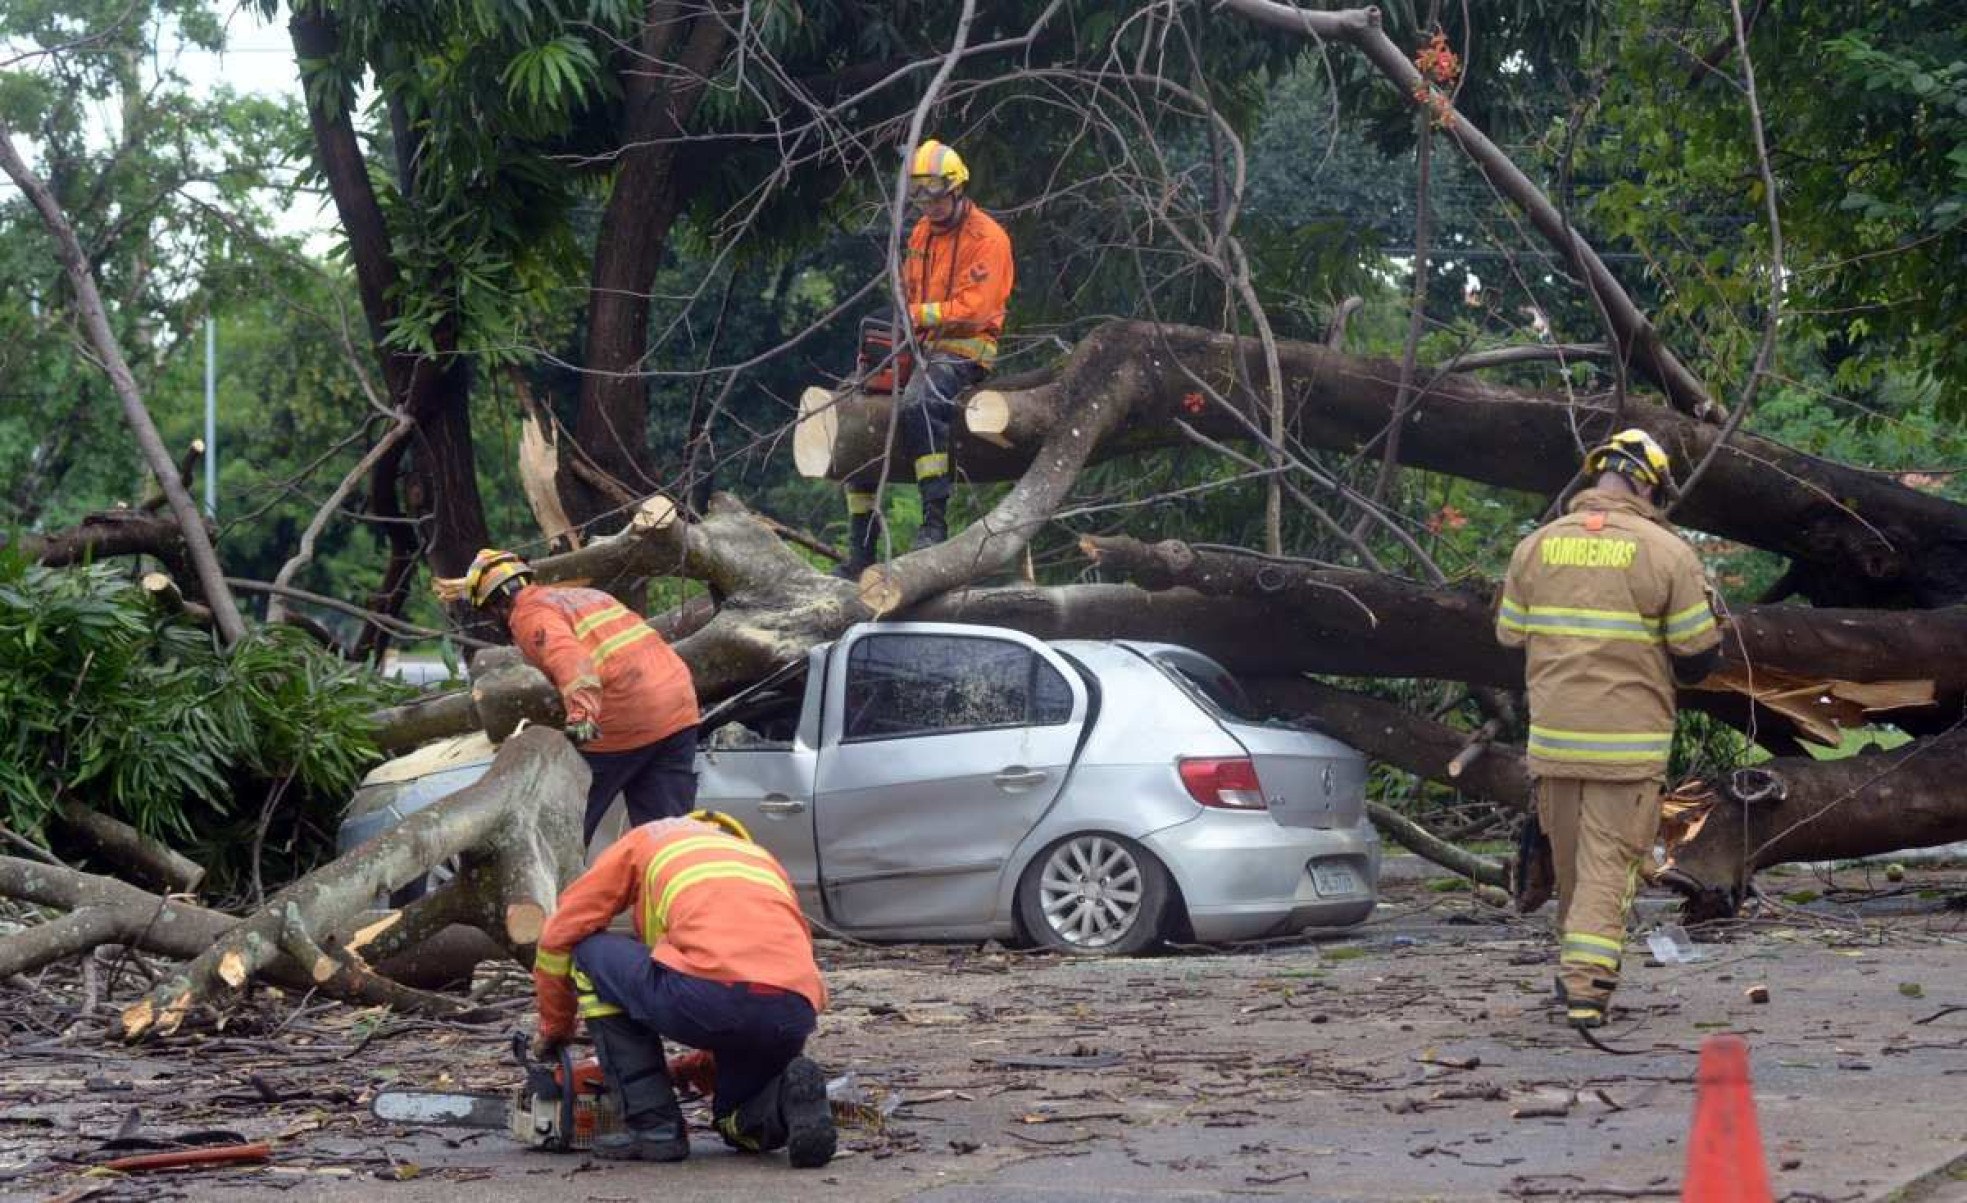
[906,139,969,200]
[907,177,955,204]
[1584,428,1674,492]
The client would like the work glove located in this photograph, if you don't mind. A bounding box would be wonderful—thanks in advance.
[529,1031,566,1063]
[565,718,601,746]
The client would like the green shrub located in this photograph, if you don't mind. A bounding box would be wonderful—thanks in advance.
[0,554,409,891]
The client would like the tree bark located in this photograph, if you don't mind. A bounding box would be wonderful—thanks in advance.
[1083,535,1967,708]
[2,510,194,581]
[54,803,205,895]
[1662,727,1967,919]
[289,9,490,631]
[804,323,1967,608]
[571,3,732,520]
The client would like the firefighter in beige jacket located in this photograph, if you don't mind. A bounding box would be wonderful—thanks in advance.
[1496,430,1721,1029]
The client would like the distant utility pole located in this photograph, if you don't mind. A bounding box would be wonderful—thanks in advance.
[204,316,216,517]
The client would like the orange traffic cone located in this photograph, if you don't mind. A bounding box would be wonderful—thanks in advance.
[1683,1034,1773,1202]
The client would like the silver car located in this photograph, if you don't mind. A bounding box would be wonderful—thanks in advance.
[341,622,1380,955]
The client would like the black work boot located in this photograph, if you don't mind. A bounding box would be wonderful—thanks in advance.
[714,1056,836,1168]
[588,1016,688,1162]
[911,494,949,551]
[780,1056,837,1168]
[833,512,880,580]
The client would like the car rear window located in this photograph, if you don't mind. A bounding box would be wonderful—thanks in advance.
[1151,655,1265,722]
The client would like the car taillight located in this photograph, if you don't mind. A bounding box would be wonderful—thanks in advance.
[1178,757,1267,809]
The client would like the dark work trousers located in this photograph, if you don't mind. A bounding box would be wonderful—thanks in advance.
[844,352,987,503]
[581,725,699,845]
[573,933,818,1122]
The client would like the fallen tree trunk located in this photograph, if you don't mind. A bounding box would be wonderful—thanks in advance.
[0,858,234,980]
[799,322,1967,608]
[1662,725,1967,920]
[119,726,587,1039]
[0,856,481,999]
[1083,535,1966,733]
[1247,674,1967,919]
[1,509,196,583]
[53,804,206,895]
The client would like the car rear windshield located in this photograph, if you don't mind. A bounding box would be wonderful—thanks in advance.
[1150,654,1265,722]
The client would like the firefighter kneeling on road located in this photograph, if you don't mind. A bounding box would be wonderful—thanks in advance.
[837,137,1014,578]
[530,810,836,1166]
[445,549,701,847]
[1495,429,1721,1032]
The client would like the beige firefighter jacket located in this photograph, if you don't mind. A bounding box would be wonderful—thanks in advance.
[1496,487,1721,781]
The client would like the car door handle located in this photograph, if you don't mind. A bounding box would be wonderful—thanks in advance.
[758,795,806,815]
[993,768,1048,789]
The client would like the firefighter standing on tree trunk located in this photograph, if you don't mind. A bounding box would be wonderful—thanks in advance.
[837,138,1014,578]
[1495,430,1721,1032]
[443,550,701,847]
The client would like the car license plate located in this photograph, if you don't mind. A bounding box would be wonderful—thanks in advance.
[1310,862,1359,897]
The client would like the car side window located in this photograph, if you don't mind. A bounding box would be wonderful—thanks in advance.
[844,634,1074,741]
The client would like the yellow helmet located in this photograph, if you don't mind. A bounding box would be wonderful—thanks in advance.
[1585,428,1673,492]
[687,808,754,843]
[461,548,532,608]
[908,139,969,198]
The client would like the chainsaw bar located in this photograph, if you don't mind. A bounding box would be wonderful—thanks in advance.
[371,1090,509,1129]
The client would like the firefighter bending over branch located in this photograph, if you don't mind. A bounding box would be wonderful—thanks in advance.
[441,550,702,846]
[1495,430,1721,1033]
[837,137,1015,578]
[531,810,836,1166]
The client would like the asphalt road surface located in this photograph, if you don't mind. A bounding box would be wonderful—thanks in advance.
[6,860,1967,1202]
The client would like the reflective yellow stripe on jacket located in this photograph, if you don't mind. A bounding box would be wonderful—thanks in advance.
[1527,725,1673,766]
[639,837,791,939]
[534,949,572,977]
[1498,599,1665,644]
[573,605,656,666]
[1662,600,1718,642]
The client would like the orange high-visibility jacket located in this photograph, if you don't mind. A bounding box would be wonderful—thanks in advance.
[532,817,828,1043]
[507,584,699,755]
[904,204,1014,367]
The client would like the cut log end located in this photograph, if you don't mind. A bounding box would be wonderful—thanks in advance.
[858,568,903,617]
[504,902,545,947]
[966,389,1009,437]
[218,950,249,989]
[628,495,678,535]
[347,910,404,956]
[793,386,842,479]
[120,998,155,1040]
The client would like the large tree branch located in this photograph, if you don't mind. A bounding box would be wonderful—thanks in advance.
[0,127,246,644]
[802,322,1967,607]
[573,3,734,512]
[1216,1,1721,421]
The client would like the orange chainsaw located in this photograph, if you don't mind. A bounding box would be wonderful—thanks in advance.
[370,1034,622,1152]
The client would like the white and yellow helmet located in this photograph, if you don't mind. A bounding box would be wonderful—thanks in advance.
[1585,428,1673,492]
[437,548,533,608]
[907,139,969,199]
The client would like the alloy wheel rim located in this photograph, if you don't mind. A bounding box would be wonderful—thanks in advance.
[1037,835,1144,948]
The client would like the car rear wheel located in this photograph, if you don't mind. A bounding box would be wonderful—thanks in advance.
[1017,833,1170,956]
